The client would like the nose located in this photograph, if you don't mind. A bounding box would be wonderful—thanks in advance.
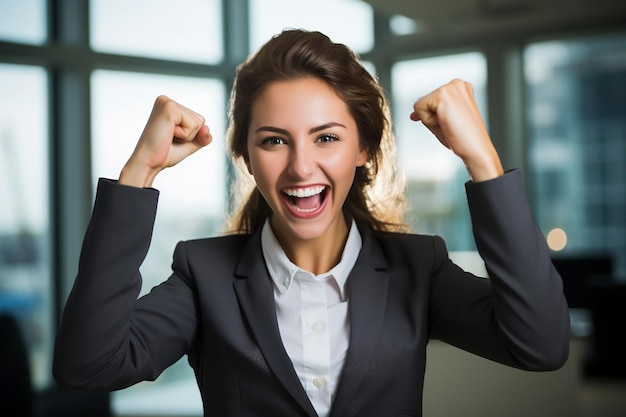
[287,143,316,179]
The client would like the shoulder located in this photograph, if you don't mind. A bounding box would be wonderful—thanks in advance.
[370,229,444,251]
[361,227,449,270]
[169,232,257,280]
[180,233,253,256]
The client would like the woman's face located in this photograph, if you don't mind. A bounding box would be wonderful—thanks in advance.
[246,77,367,247]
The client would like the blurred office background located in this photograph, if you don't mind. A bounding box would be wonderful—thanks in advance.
[0,0,625,416]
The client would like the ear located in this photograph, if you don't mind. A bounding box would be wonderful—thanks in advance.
[356,147,368,167]
[243,155,253,175]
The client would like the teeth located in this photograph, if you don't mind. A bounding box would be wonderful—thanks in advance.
[292,206,318,213]
[283,185,325,198]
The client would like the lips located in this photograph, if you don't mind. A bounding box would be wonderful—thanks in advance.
[282,185,327,213]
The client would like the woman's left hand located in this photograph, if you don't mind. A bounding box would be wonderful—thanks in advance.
[410,79,504,181]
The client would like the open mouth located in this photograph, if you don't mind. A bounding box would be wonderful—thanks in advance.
[282,185,328,213]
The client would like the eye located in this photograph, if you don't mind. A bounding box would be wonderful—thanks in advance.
[261,136,286,146]
[316,133,339,143]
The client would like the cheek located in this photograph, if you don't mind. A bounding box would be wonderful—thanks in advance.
[325,151,359,183]
[249,154,279,188]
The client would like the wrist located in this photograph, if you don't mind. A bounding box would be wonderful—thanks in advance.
[118,159,160,188]
[464,148,504,182]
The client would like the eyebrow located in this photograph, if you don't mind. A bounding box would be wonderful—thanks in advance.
[254,122,346,135]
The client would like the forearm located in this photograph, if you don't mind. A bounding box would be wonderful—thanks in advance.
[466,169,570,370]
[53,179,159,388]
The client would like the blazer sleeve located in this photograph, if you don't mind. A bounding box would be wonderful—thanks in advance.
[53,179,198,390]
[428,169,570,371]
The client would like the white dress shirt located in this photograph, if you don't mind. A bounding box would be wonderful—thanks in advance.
[261,219,362,417]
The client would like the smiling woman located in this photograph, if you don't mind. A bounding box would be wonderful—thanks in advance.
[53,28,569,417]
[2,0,623,415]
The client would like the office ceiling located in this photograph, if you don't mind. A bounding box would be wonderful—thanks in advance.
[362,0,626,37]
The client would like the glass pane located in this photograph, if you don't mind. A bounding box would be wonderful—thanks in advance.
[391,53,487,250]
[525,33,626,280]
[91,71,226,415]
[90,0,223,64]
[249,0,373,53]
[0,0,46,44]
[0,64,51,388]
[389,15,420,36]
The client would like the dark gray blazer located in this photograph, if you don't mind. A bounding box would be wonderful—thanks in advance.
[53,169,570,417]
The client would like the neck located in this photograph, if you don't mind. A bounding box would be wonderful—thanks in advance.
[273,218,350,275]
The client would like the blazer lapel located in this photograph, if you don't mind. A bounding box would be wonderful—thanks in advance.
[232,229,317,417]
[330,229,390,417]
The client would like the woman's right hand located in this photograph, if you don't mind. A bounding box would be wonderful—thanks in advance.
[119,95,212,188]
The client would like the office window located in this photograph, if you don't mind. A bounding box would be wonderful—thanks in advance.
[249,0,374,53]
[0,64,51,387]
[90,0,223,64]
[91,70,226,416]
[91,70,227,292]
[525,33,626,279]
[391,53,487,250]
[0,0,47,44]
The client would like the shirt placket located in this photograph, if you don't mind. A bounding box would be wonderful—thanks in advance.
[299,273,331,416]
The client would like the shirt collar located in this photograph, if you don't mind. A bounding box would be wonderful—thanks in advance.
[261,219,362,300]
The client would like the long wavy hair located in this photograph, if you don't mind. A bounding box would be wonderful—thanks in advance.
[225,29,407,234]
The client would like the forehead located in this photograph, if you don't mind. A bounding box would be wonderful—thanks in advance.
[250,77,353,126]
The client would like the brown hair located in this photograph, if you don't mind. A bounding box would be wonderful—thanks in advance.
[225,29,407,234]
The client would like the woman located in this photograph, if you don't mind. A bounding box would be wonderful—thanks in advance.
[53,29,570,417]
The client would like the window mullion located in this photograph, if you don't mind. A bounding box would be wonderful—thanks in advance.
[49,0,93,310]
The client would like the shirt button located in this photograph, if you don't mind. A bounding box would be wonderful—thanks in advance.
[313,377,325,389]
[311,321,323,332]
